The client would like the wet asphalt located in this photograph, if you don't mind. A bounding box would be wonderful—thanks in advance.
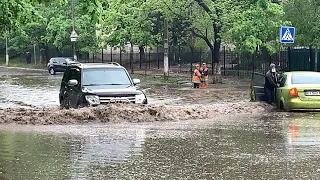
[1,67,320,179]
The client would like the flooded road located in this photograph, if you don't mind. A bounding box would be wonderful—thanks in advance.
[0,67,60,108]
[1,113,320,179]
[2,67,320,179]
[0,66,269,125]
[0,67,250,109]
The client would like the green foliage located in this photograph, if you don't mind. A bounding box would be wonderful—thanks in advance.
[2,0,100,57]
[225,0,288,54]
[45,1,100,52]
[100,0,157,49]
[0,0,65,35]
[284,0,320,48]
[4,0,320,60]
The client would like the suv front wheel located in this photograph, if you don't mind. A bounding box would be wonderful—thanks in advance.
[60,96,83,109]
[60,98,70,109]
[49,68,56,75]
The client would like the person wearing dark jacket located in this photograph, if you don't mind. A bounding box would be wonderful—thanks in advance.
[264,63,279,104]
[26,51,32,64]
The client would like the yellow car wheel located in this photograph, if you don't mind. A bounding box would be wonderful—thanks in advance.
[279,101,285,110]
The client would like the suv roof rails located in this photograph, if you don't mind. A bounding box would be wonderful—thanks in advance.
[105,62,121,66]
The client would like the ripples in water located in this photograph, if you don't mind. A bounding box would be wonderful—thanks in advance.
[1,115,320,179]
[0,83,59,108]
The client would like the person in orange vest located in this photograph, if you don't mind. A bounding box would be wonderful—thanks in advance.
[192,64,201,88]
[200,62,209,88]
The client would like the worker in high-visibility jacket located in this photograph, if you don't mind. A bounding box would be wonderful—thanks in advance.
[192,64,201,88]
[200,63,209,88]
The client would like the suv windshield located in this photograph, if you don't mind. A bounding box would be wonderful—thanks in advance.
[65,58,77,63]
[291,74,320,84]
[83,68,132,86]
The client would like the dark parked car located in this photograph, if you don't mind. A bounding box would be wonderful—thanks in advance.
[47,57,78,75]
[59,62,148,109]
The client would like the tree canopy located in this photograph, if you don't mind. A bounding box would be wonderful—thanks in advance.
[1,0,319,62]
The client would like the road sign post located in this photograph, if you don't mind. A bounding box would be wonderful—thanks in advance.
[280,26,295,71]
[70,30,78,61]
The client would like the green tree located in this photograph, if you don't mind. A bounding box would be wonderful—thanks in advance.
[0,0,66,35]
[2,0,101,61]
[100,0,159,71]
[45,1,100,54]
[225,0,288,54]
[284,0,320,47]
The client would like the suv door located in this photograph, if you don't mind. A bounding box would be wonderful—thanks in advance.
[64,67,82,108]
[60,58,68,71]
[50,58,59,69]
[250,72,266,101]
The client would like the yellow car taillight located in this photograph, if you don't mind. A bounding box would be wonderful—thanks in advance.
[289,88,298,97]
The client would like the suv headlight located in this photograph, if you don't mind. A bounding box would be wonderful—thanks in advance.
[85,95,100,105]
[135,93,145,104]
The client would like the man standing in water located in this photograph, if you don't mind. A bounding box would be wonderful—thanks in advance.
[264,63,279,104]
[192,64,201,88]
[200,62,209,88]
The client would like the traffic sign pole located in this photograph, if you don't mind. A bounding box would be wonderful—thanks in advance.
[279,26,295,72]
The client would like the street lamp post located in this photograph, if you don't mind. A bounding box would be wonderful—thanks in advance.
[70,0,78,61]
[5,26,9,66]
[163,18,169,79]
[70,30,78,60]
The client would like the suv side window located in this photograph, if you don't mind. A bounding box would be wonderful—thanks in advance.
[62,67,70,83]
[51,58,58,64]
[60,58,67,65]
[68,68,81,85]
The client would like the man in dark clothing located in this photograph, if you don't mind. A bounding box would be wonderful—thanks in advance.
[264,63,279,104]
[26,52,32,64]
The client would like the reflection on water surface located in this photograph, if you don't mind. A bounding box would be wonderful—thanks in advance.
[1,114,320,179]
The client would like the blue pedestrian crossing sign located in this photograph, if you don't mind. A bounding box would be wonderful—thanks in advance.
[280,26,295,43]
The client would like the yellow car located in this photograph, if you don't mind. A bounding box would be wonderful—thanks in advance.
[251,71,320,111]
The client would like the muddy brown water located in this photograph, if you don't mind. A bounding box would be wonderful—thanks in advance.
[0,66,259,124]
[2,67,320,179]
[1,113,320,179]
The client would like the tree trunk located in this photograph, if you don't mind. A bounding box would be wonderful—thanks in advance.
[190,46,194,81]
[212,43,222,83]
[139,46,145,70]
[212,24,222,84]
[130,42,134,73]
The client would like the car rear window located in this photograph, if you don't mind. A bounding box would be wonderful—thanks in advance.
[291,74,320,84]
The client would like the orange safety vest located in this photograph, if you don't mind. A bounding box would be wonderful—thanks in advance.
[192,69,201,83]
[200,67,209,79]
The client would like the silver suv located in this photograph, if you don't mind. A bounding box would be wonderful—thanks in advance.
[59,62,148,109]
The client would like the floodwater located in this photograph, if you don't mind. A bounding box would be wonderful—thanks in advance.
[1,113,320,179]
[2,67,320,179]
[0,67,250,108]
[0,67,60,108]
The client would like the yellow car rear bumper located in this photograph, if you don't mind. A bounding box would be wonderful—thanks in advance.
[286,98,320,111]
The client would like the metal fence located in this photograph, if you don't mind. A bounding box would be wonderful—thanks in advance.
[4,45,319,78]
[78,47,291,78]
